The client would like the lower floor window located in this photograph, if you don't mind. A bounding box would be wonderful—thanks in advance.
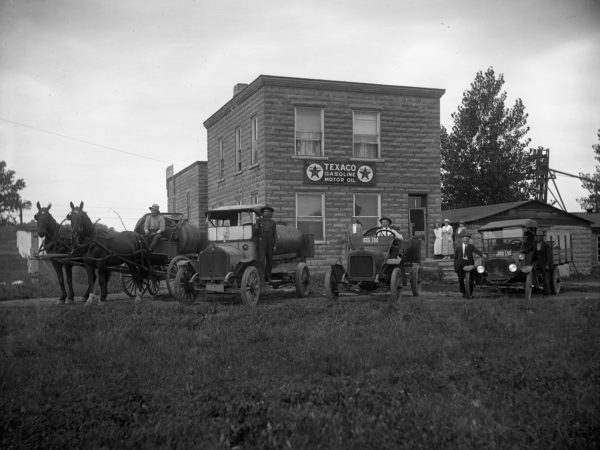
[354,193,380,231]
[296,193,324,241]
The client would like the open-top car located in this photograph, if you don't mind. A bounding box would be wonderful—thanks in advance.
[470,219,571,299]
[173,204,314,306]
[325,226,422,302]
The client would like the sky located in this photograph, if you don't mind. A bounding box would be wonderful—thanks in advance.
[1,0,599,230]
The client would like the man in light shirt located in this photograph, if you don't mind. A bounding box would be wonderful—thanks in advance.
[377,217,403,240]
[144,203,166,252]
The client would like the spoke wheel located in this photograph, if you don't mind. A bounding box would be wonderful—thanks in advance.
[464,272,472,299]
[410,265,421,296]
[525,271,533,300]
[551,267,561,294]
[121,271,146,298]
[174,265,197,304]
[166,255,189,298]
[295,262,311,298]
[146,276,161,296]
[324,268,339,302]
[390,267,402,302]
[240,266,260,306]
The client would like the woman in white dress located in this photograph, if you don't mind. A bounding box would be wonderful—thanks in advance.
[441,219,454,259]
[433,222,442,259]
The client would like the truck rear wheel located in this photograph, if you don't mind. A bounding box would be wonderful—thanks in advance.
[390,267,402,302]
[410,265,421,296]
[295,262,311,298]
[240,266,260,306]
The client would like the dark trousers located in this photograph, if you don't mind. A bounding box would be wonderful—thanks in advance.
[258,238,274,281]
[456,260,474,295]
[147,233,162,251]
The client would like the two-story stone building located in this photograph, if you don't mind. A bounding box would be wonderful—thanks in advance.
[200,75,444,267]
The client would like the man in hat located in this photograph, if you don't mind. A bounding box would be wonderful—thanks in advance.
[453,233,482,298]
[253,205,277,283]
[376,217,403,239]
[144,203,166,252]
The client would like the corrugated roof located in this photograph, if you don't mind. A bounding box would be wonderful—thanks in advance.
[573,212,600,228]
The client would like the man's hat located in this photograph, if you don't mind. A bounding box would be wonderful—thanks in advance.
[444,218,450,222]
[149,203,160,211]
[260,205,274,213]
[380,217,393,225]
[464,233,471,238]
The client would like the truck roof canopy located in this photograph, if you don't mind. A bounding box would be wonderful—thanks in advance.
[478,219,538,232]
[205,204,265,220]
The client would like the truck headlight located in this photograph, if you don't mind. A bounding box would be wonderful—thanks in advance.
[509,263,517,272]
[518,253,525,261]
[477,265,485,274]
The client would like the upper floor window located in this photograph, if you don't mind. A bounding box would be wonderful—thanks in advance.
[295,107,323,157]
[353,111,380,159]
[235,127,242,172]
[251,116,258,166]
[218,138,224,180]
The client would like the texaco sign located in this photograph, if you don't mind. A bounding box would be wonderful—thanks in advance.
[303,160,376,186]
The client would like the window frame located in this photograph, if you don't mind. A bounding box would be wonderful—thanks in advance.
[218,137,224,180]
[353,193,381,231]
[295,106,324,157]
[296,192,325,242]
[352,110,380,159]
[235,126,242,173]
[250,116,258,166]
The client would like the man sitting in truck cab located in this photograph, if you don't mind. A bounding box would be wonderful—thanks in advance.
[377,217,403,258]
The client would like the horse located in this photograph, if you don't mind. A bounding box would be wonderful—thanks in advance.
[67,201,147,305]
[34,202,92,304]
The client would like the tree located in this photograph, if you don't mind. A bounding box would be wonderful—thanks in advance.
[576,129,600,212]
[0,161,32,225]
[441,67,536,210]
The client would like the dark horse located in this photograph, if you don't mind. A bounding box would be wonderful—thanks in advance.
[68,201,146,304]
[35,202,92,304]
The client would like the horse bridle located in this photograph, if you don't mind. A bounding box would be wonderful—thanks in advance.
[35,208,72,253]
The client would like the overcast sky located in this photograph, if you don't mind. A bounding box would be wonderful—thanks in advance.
[1,0,599,230]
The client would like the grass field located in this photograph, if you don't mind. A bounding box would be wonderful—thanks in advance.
[1,289,599,448]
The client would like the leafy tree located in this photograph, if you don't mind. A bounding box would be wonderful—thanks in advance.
[441,67,536,210]
[576,129,600,212]
[0,161,31,225]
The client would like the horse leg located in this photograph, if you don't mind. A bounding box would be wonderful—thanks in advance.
[52,261,67,304]
[64,264,75,304]
[98,267,109,304]
[85,263,98,305]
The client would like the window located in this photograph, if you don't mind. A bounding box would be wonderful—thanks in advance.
[251,116,258,165]
[235,127,242,172]
[295,107,323,156]
[353,111,379,159]
[186,191,191,219]
[250,192,258,204]
[296,193,324,241]
[218,138,224,180]
[354,193,380,230]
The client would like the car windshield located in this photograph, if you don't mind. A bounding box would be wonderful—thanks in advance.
[481,227,525,253]
[207,210,256,242]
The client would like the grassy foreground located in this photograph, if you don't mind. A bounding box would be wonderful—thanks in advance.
[1,294,599,449]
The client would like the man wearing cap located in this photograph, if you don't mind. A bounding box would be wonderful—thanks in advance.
[376,217,403,239]
[453,233,482,298]
[253,206,277,283]
[144,204,166,252]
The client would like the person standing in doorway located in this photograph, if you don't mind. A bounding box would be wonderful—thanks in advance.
[433,222,442,259]
[454,233,482,298]
[253,205,277,283]
[441,218,454,259]
[456,221,467,242]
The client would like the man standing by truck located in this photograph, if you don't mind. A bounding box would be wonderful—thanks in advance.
[253,206,277,283]
[454,233,482,298]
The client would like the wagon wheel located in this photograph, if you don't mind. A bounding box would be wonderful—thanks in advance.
[146,275,161,296]
[166,255,189,298]
[240,266,260,306]
[295,262,311,298]
[389,267,402,302]
[551,267,561,294]
[121,271,147,298]
[324,268,339,302]
[464,272,472,299]
[410,265,421,296]
[525,271,533,300]
[173,265,197,304]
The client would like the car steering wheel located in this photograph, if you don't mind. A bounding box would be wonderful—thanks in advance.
[375,228,395,237]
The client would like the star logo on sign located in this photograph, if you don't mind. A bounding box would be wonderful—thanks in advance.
[306,163,323,181]
[357,165,373,182]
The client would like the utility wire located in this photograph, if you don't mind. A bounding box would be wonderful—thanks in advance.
[1,117,186,166]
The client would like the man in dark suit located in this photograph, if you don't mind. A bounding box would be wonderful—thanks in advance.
[253,205,277,283]
[454,234,482,298]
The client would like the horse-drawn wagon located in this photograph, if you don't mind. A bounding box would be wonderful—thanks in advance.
[172,204,314,306]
